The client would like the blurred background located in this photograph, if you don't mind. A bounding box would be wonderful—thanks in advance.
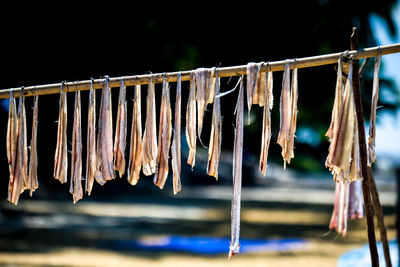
[0,1,399,266]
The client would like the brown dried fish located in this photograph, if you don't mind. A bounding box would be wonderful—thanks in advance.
[142,78,158,176]
[70,90,83,204]
[277,61,298,169]
[229,76,244,258]
[95,77,115,184]
[246,62,261,124]
[27,95,39,196]
[367,54,382,166]
[171,73,182,194]
[113,78,127,177]
[54,84,68,183]
[154,77,172,189]
[127,84,143,185]
[85,80,96,195]
[207,74,222,180]
[185,73,197,168]
[7,92,17,199]
[259,70,273,176]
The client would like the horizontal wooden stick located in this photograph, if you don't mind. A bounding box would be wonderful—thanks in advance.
[1,42,399,99]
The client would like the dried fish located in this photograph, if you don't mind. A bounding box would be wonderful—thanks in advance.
[113,78,127,177]
[154,77,172,189]
[7,92,17,199]
[142,78,158,176]
[85,80,96,195]
[329,179,364,236]
[53,84,68,183]
[171,73,182,194]
[367,54,382,166]
[185,73,197,168]
[229,76,244,258]
[246,62,261,124]
[95,77,115,184]
[70,90,83,204]
[259,70,273,176]
[195,68,211,138]
[127,84,143,185]
[277,61,298,169]
[327,62,356,182]
[207,73,222,180]
[27,95,39,196]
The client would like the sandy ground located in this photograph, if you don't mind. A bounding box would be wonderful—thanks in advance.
[0,179,396,267]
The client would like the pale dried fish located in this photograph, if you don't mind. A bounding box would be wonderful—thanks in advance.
[154,77,172,189]
[171,73,182,194]
[195,68,211,138]
[185,73,197,168]
[53,84,68,183]
[127,84,143,185]
[277,61,298,169]
[229,76,244,258]
[142,78,158,176]
[95,76,115,184]
[85,80,96,195]
[7,92,17,201]
[27,95,39,196]
[246,62,261,124]
[367,54,382,166]
[113,78,127,177]
[70,90,83,204]
[255,66,266,107]
[259,70,273,176]
[207,73,222,180]
[267,69,274,110]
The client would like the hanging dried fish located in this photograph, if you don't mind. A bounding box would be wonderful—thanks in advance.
[70,90,83,204]
[142,78,158,176]
[27,95,39,196]
[154,76,172,189]
[254,65,267,107]
[259,70,273,176]
[53,84,68,183]
[326,61,357,183]
[95,76,115,184]
[85,79,96,195]
[195,68,212,138]
[171,73,182,194]
[186,73,197,168]
[127,83,143,185]
[7,92,17,200]
[113,77,127,177]
[367,54,382,166]
[246,62,261,124]
[277,61,298,169]
[229,76,244,258]
[329,179,364,236]
[207,72,222,180]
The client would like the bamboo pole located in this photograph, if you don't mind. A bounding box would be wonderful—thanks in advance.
[0,43,400,99]
[351,27,379,267]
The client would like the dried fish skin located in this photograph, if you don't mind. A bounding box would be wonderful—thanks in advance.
[113,78,127,177]
[95,77,116,184]
[255,67,266,107]
[207,76,222,180]
[195,68,211,138]
[7,93,17,195]
[28,95,39,196]
[154,77,172,189]
[185,74,197,168]
[142,78,158,176]
[246,63,261,124]
[229,76,244,258]
[259,71,273,176]
[367,54,382,167]
[267,70,274,110]
[70,91,83,204]
[127,84,143,186]
[85,81,96,195]
[277,62,297,169]
[171,73,182,194]
[53,85,68,184]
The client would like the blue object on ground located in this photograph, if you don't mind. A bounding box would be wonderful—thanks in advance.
[338,239,398,267]
[109,236,310,255]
